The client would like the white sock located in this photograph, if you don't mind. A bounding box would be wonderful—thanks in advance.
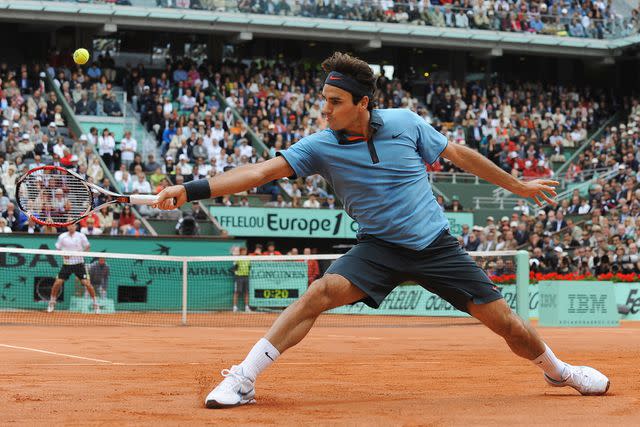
[239,338,280,382]
[532,344,568,381]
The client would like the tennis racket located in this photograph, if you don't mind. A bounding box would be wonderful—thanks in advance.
[15,165,169,227]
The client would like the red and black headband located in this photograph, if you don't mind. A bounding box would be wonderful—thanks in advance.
[324,71,373,100]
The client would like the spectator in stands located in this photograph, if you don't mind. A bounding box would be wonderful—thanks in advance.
[118,205,135,233]
[322,194,336,209]
[1,164,17,199]
[0,218,11,233]
[131,172,152,194]
[126,219,146,236]
[98,128,115,171]
[80,217,103,236]
[2,202,26,231]
[104,219,119,236]
[265,194,291,208]
[119,130,137,168]
[75,92,96,115]
[189,201,208,220]
[21,217,41,234]
[448,195,463,212]
[144,154,161,173]
[103,93,123,117]
[303,193,320,208]
[264,242,281,255]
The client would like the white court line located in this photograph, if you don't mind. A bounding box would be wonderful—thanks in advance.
[7,361,441,367]
[278,361,441,365]
[325,334,383,340]
[0,344,112,363]
[6,362,205,367]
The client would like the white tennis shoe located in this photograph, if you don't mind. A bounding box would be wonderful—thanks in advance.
[205,365,256,408]
[544,365,610,395]
[47,301,56,313]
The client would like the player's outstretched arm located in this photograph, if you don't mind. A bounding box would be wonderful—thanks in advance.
[154,156,294,210]
[441,143,558,206]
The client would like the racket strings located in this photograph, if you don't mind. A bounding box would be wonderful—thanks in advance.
[18,169,93,225]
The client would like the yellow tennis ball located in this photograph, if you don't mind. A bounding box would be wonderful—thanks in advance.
[73,48,90,65]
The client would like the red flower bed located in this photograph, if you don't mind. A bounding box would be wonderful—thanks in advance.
[489,272,640,284]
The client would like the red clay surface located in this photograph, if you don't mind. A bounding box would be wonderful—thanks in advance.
[2,317,639,426]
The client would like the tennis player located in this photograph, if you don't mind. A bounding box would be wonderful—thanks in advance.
[47,223,100,314]
[156,52,609,407]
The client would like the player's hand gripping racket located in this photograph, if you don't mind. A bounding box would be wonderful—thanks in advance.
[15,165,171,227]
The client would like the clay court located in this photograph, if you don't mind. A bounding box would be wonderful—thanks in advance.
[2,314,639,426]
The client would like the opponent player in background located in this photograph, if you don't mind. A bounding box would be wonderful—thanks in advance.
[155,52,609,407]
[47,223,100,314]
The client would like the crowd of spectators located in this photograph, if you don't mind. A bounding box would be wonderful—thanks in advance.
[122,57,342,207]
[49,53,123,118]
[112,56,618,213]
[0,62,153,235]
[425,80,614,180]
[150,0,637,40]
[460,104,640,277]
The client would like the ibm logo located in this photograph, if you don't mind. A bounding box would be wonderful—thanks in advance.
[567,294,609,314]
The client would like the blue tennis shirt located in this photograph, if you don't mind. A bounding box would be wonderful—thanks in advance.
[279,109,449,250]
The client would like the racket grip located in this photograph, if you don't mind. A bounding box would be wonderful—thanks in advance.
[129,194,159,205]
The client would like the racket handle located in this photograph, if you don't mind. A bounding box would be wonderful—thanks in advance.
[128,194,159,205]
[128,194,179,207]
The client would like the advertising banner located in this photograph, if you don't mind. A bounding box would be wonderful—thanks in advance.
[210,207,473,238]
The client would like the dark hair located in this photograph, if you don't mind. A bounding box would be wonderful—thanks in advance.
[321,52,377,111]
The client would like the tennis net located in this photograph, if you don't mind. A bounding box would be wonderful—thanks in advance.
[0,247,529,327]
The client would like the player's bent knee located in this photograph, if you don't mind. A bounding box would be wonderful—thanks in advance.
[302,274,354,313]
[298,278,333,314]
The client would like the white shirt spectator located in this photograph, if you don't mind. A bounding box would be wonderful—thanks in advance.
[239,142,253,158]
[211,125,224,143]
[0,219,11,233]
[130,176,152,194]
[1,167,17,197]
[303,197,321,208]
[120,135,137,163]
[199,163,212,176]
[53,141,67,158]
[81,225,103,235]
[56,230,90,265]
[0,190,9,212]
[570,128,585,144]
[178,160,193,175]
[208,142,222,161]
[163,100,173,116]
[179,93,196,110]
[98,134,115,155]
[86,133,98,147]
[578,202,592,215]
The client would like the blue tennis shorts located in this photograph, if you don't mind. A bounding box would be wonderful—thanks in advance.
[326,229,503,313]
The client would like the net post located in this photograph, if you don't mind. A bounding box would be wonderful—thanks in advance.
[515,250,530,321]
[181,259,188,326]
